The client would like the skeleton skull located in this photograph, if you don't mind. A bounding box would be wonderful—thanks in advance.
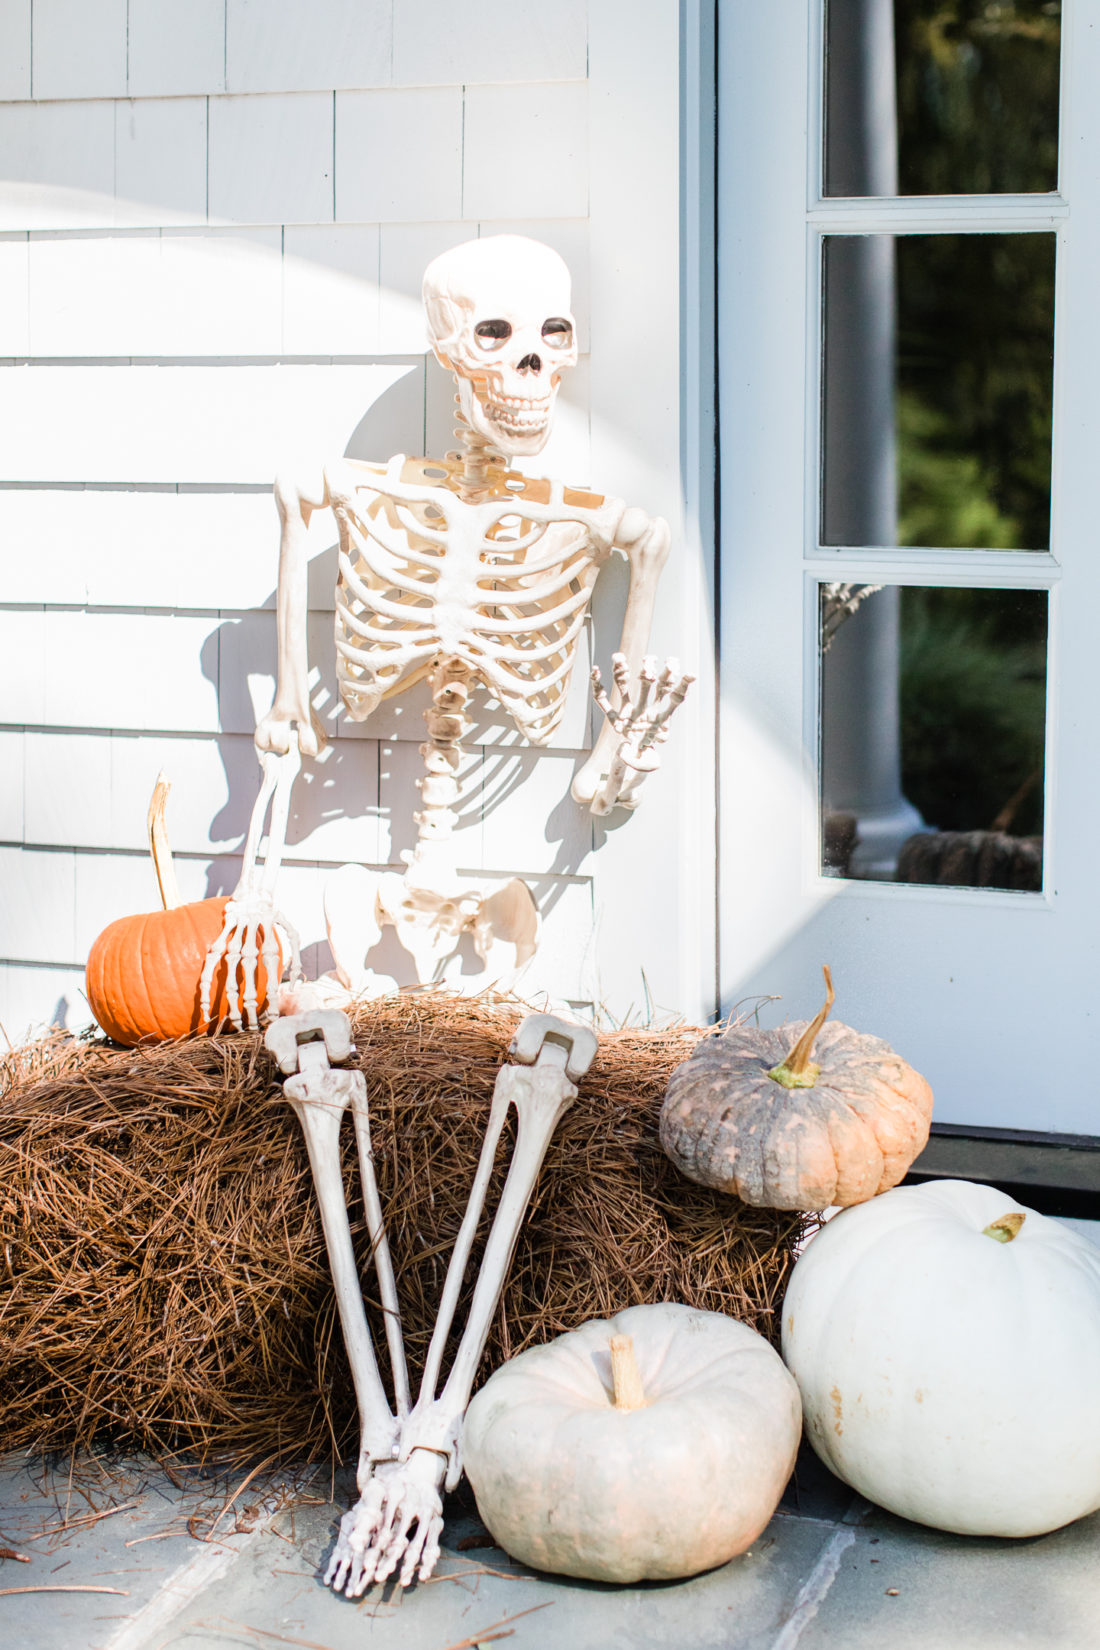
[423,235,578,456]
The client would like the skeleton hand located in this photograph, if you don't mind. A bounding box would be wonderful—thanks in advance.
[200,893,300,1031]
[588,652,694,816]
[326,1447,445,1595]
[204,740,304,1030]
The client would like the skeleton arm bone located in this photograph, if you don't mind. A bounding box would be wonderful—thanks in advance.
[571,507,674,809]
[201,470,333,1027]
[259,467,331,758]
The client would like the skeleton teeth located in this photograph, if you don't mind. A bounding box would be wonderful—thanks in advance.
[490,417,549,437]
[487,397,551,433]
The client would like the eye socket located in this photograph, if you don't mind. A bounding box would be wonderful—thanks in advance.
[474,319,513,351]
[541,317,574,349]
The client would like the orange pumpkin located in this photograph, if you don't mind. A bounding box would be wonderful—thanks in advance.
[84,775,280,1045]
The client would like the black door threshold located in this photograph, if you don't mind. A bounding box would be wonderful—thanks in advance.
[904,1122,1100,1220]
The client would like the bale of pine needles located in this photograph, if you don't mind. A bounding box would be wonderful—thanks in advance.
[0,995,806,1466]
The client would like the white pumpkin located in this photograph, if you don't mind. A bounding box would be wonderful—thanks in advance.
[782,1178,1100,1537]
[463,1302,802,1583]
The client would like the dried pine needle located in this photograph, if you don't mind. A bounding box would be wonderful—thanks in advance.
[0,995,804,1466]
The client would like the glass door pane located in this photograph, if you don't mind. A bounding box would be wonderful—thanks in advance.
[820,583,1047,887]
[825,0,1062,197]
[821,232,1055,549]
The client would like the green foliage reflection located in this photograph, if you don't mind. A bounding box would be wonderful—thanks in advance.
[895,233,1055,550]
[894,0,1061,196]
[899,586,1046,836]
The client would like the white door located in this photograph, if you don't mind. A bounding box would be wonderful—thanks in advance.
[717,1,1100,1133]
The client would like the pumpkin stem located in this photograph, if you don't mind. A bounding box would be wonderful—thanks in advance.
[608,1334,648,1411]
[768,965,835,1090]
[147,771,182,912]
[982,1211,1026,1243]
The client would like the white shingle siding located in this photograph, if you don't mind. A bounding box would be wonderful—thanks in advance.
[0,0,712,1042]
[31,0,129,102]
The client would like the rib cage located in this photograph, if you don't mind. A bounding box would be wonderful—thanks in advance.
[330,456,623,745]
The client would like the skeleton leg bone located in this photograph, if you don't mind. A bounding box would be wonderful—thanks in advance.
[325,1012,597,1596]
[432,1017,597,1433]
[412,1065,516,1413]
[347,1068,410,1419]
[265,1013,402,1497]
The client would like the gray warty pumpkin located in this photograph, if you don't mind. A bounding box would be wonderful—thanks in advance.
[659,968,933,1211]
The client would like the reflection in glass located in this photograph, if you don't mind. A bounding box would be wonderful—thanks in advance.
[822,233,1055,550]
[825,0,1061,198]
[821,584,1046,890]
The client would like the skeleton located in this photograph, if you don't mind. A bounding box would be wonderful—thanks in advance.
[265,1006,597,1592]
[203,236,692,1020]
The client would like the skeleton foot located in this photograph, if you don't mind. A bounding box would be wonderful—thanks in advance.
[326,1474,386,1597]
[326,1449,445,1595]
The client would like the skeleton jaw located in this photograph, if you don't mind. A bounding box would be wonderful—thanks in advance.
[456,371,556,456]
